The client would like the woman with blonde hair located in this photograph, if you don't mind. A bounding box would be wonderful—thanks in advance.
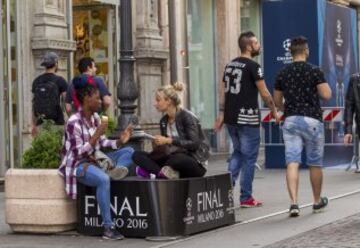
[132,82,208,179]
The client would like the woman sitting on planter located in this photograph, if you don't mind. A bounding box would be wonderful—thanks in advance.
[132,82,208,179]
[59,75,134,240]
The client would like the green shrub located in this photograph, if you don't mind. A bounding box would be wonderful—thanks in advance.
[106,116,116,136]
[22,121,63,169]
[22,116,116,169]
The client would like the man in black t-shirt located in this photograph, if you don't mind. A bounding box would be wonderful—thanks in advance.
[214,31,279,208]
[274,36,332,217]
[32,52,68,136]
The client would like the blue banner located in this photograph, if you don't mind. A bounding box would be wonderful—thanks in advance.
[262,0,319,94]
[319,2,358,107]
[262,0,358,168]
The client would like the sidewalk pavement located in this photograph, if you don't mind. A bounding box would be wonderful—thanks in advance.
[265,213,360,248]
[1,157,360,247]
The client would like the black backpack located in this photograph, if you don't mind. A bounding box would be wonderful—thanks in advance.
[33,79,59,120]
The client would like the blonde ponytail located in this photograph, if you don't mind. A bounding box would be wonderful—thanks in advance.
[157,82,185,107]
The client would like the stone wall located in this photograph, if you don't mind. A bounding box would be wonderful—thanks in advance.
[22,0,75,151]
[134,0,169,134]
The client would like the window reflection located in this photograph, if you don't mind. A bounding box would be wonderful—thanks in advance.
[187,0,216,132]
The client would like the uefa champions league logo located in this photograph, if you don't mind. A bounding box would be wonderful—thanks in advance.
[183,197,195,224]
[283,39,291,52]
[277,38,292,64]
[186,197,192,215]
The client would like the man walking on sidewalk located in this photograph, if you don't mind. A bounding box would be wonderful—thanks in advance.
[274,36,332,217]
[215,31,279,208]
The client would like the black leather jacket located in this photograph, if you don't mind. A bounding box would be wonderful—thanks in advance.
[159,108,204,153]
[344,73,360,135]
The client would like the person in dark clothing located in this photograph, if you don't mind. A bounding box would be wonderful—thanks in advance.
[132,82,207,179]
[344,73,360,146]
[32,51,68,136]
[214,31,279,208]
[274,36,332,217]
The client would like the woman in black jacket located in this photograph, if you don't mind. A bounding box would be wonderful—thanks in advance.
[132,82,207,179]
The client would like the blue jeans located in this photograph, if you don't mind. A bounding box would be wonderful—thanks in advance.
[282,116,324,166]
[226,124,260,202]
[76,147,134,228]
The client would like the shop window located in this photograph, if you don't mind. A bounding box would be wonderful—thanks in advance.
[187,0,216,134]
[73,4,117,116]
[240,0,261,38]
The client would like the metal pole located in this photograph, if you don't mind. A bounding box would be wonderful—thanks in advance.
[168,0,178,83]
[115,0,144,150]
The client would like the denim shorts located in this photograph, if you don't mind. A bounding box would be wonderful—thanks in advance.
[282,116,324,166]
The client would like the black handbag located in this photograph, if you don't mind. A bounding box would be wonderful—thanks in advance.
[191,141,210,165]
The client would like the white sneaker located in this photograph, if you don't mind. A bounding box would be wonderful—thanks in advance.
[107,166,128,180]
[159,166,179,179]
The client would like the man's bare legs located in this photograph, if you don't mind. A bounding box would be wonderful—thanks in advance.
[309,166,322,204]
[286,163,300,204]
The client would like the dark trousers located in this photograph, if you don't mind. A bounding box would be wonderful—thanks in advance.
[132,151,206,178]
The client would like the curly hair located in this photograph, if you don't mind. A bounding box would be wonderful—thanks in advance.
[72,75,98,105]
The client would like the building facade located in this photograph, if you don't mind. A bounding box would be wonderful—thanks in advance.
[0,0,359,177]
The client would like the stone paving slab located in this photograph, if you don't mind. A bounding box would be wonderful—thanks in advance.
[265,213,360,248]
[1,156,360,247]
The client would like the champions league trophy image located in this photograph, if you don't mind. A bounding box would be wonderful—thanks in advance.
[335,58,344,112]
[336,76,345,140]
[336,80,344,108]
[335,20,345,109]
[334,19,345,140]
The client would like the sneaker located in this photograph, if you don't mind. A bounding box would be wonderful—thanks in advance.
[107,166,128,180]
[313,197,328,213]
[102,226,124,240]
[158,166,179,179]
[289,204,300,217]
[240,197,263,208]
[135,166,150,179]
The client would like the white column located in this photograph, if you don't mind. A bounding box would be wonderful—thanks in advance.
[134,0,169,126]
[215,0,241,151]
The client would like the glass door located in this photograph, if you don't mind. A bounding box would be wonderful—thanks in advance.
[73,4,117,116]
[187,0,216,147]
[240,0,261,63]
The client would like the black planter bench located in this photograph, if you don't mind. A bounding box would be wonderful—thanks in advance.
[77,172,235,238]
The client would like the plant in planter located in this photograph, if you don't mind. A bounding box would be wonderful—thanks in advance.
[5,120,77,233]
[106,116,116,137]
[22,120,63,169]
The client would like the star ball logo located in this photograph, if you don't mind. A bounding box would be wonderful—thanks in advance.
[283,39,291,52]
[183,197,195,224]
[186,197,192,214]
[277,38,293,64]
